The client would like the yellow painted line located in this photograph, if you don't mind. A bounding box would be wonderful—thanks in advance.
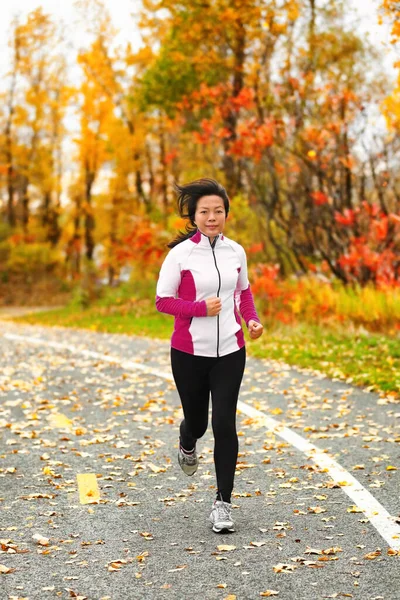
[48,412,73,430]
[77,473,100,504]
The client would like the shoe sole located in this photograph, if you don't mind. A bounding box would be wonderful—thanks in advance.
[211,524,235,533]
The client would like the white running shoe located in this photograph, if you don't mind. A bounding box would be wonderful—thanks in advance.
[177,445,199,476]
[209,499,235,533]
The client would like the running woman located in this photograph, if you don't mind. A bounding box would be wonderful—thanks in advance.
[155,178,263,533]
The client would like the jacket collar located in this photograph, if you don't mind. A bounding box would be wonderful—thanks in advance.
[191,228,224,248]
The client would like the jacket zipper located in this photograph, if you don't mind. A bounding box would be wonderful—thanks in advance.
[210,236,221,357]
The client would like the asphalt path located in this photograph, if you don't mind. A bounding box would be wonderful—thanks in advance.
[0,320,399,600]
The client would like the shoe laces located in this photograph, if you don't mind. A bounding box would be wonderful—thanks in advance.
[215,500,231,521]
[183,453,197,466]
[180,447,197,465]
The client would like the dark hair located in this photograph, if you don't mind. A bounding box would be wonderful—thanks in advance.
[167,178,230,248]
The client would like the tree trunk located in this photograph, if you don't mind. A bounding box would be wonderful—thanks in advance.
[84,167,95,260]
[222,17,246,196]
[159,118,168,219]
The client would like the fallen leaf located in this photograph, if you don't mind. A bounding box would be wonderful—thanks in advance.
[304,547,322,555]
[32,533,50,546]
[347,506,363,513]
[273,563,296,573]
[148,463,166,473]
[217,545,236,552]
[308,506,326,514]
[250,541,266,547]
[364,550,382,560]
[0,563,14,573]
[322,547,343,555]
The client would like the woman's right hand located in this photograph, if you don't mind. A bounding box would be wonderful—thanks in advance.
[205,296,222,316]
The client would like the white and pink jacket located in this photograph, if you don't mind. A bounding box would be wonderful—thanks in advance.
[155,229,260,357]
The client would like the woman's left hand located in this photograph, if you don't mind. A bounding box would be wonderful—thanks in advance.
[248,320,263,340]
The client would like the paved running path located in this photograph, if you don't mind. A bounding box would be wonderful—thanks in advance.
[0,320,399,600]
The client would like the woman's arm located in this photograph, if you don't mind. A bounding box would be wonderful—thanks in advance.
[236,286,260,327]
[155,295,207,318]
[155,251,207,318]
[235,245,261,327]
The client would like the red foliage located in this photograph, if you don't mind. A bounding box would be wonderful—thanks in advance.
[251,263,281,299]
[310,191,329,206]
[9,233,36,245]
[164,149,178,164]
[335,209,355,226]
[248,242,263,254]
[101,220,165,277]
[335,202,400,287]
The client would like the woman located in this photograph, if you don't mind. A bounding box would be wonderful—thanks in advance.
[155,178,263,533]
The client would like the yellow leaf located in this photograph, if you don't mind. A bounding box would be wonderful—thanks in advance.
[364,550,381,559]
[270,408,283,415]
[148,463,166,473]
[48,412,73,430]
[386,465,397,471]
[217,584,227,588]
[260,592,279,597]
[347,506,363,513]
[217,545,236,552]
[77,473,100,504]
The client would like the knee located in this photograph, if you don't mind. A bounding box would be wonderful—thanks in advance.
[212,416,236,440]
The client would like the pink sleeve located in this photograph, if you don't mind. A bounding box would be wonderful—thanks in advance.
[156,295,207,318]
[235,244,261,327]
[237,286,260,327]
[155,250,207,318]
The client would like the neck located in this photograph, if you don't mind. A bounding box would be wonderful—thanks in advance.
[198,227,220,244]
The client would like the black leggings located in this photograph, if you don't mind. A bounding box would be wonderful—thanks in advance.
[171,345,246,503]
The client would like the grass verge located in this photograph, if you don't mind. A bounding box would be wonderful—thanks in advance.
[11,304,400,398]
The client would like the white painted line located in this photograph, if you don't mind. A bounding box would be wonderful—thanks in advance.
[5,332,400,550]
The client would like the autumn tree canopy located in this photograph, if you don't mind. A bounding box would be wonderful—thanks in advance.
[0,0,399,288]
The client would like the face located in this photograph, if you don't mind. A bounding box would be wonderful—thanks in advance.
[194,195,227,238]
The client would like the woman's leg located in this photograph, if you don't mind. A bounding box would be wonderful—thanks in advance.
[209,346,246,503]
[171,348,211,450]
